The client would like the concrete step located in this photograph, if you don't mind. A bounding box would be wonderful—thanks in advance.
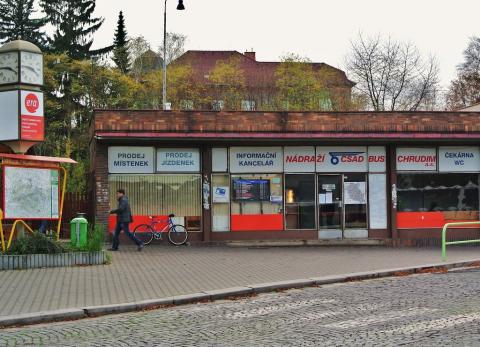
[225,239,387,248]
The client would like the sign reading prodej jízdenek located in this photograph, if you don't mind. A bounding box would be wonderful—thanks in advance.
[229,147,283,173]
[157,148,200,172]
[439,146,480,172]
[108,147,155,173]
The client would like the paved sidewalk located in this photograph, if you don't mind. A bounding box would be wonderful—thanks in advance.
[1,246,479,317]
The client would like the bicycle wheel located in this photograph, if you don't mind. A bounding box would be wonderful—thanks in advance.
[134,224,154,245]
[168,224,188,246]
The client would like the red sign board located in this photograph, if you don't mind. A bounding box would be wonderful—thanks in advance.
[20,90,44,141]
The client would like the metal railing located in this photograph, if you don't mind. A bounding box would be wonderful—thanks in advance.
[442,221,480,261]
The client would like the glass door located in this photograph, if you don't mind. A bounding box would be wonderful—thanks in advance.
[318,175,343,238]
[343,173,368,238]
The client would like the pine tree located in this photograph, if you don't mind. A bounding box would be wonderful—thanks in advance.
[41,0,110,59]
[112,11,130,73]
[0,0,47,47]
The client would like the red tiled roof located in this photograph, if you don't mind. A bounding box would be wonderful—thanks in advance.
[171,50,355,87]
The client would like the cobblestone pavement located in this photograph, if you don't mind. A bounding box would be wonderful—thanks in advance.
[1,246,480,317]
[2,268,480,346]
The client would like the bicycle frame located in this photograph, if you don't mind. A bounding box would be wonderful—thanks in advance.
[149,216,174,239]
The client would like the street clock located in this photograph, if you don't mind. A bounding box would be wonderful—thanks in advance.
[0,40,43,86]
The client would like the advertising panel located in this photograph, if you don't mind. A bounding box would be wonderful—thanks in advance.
[20,90,44,141]
[108,147,155,173]
[283,146,316,172]
[396,148,437,171]
[157,148,200,172]
[229,147,283,173]
[439,147,480,172]
[316,146,368,172]
[3,166,59,219]
[0,90,19,141]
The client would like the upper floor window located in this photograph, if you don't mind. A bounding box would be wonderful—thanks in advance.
[212,100,225,111]
[241,100,256,111]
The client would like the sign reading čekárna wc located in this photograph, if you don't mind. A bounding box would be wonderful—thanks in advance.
[108,147,155,173]
[439,146,480,172]
[229,147,283,173]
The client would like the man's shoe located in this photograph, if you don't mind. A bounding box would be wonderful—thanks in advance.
[137,244,144,252]
[108,248,118,251]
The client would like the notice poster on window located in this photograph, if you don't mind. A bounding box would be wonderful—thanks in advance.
[213,186,230,203]
[344,182,366,205]
[233,179,270,201]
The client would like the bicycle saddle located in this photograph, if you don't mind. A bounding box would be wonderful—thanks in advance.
[168,213,175,218]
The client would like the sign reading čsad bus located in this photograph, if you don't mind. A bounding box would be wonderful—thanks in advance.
[3,166,59,219]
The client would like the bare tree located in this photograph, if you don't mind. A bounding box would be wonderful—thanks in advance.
[446,36,480,110]
[158,32,186,65]
[345,33,440,111]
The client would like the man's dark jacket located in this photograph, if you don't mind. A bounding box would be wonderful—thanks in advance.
[111,196,133,223]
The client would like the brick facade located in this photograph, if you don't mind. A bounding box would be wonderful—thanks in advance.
[94,110,480,135]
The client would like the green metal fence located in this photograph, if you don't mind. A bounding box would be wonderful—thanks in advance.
[442,221,480,261]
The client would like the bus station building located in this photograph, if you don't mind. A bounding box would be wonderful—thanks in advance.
[91,110,480,246]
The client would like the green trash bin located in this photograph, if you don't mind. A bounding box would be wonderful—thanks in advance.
[70,216,88,248]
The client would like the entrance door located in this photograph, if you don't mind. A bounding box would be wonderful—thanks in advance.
[318,175,343,239]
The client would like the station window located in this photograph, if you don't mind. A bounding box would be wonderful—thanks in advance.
[230,174,283,231]
[397,173,479,228]
[109,174,202,231]
[285,174,316,229]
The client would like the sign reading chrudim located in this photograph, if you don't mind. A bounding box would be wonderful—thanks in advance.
[396,148,437,171]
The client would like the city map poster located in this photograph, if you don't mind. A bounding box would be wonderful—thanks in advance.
[344,181,367,205]
[3,166,60,219]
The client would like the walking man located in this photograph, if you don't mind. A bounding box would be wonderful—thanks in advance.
[109,189,144,251]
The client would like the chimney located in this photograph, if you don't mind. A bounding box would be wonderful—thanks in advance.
[244,51,256,61]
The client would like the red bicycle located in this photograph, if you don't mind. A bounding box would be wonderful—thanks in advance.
[133,214,188,246]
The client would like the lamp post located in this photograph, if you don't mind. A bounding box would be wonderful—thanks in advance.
[163,0,185,110]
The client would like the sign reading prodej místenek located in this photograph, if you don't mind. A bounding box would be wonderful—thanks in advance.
[108,147,155,173]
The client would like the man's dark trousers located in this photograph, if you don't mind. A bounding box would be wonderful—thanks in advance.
[112,222,142,250]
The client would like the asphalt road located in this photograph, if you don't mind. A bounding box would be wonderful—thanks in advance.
[2,268,480,346]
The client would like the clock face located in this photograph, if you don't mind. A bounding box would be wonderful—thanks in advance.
[0,52,19,84]
[20,51,43,85]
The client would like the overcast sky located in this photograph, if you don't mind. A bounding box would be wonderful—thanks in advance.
[91,0,480,88]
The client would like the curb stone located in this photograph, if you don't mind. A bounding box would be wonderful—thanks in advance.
[173,292,211,305]
[203,286,253,300]
[0,309,85,327]
[1,259,479,328]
